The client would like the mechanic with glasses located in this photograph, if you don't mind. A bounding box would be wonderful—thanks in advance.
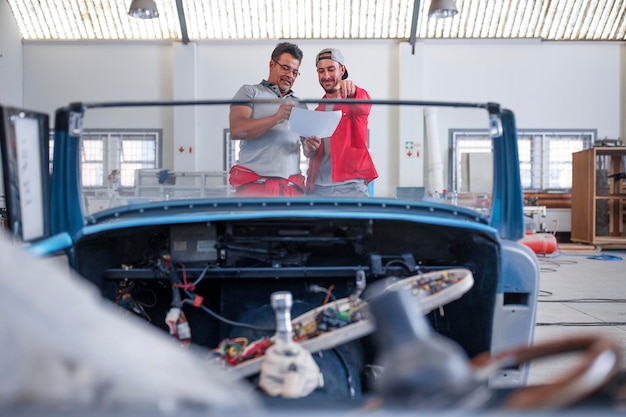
[229,42,320,196]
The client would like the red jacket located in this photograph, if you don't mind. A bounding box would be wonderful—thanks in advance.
[306,86,378,193]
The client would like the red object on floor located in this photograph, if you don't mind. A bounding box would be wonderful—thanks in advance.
[519,233,558,255]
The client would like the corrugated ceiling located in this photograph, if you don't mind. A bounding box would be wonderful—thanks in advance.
[7,0,626,42]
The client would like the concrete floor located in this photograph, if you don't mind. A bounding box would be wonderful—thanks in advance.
[527,247,626,386]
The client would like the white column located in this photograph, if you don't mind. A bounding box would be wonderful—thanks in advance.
[0,1,23,107]
[622,44,626,142]
[424,107,444,195]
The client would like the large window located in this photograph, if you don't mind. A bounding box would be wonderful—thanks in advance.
[80,130,162,188]
[50,129,162,188]
[449,129,596,193]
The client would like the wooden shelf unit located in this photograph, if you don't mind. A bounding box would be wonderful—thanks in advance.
[571,147,626,246]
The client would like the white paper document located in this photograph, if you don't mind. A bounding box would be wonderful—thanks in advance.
[288,107,342,138]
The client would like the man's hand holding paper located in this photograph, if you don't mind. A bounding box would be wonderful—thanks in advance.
[301,136,321,157]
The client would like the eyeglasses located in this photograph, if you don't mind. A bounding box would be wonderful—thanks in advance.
[272,59,300,77]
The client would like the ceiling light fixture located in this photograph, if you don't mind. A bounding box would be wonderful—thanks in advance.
[428,0,458,18]
[128,0,160,19]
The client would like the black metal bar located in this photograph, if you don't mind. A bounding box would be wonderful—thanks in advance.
[102,264,454,280]
[409,0,422,54]
[175,0,189,45]
[80,98,492,110]
[102,266,372,280]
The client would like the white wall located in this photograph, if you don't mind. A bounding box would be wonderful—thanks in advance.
[22,41,175,167]
[12,38,625,199]
[409,40,622,193]
[0,0,23,107]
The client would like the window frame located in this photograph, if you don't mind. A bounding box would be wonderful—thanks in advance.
[51,128,162,191]
[80,129,163,191]
[448,128,597,193]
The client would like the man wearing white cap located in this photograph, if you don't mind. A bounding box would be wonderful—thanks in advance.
[305,48,378,197]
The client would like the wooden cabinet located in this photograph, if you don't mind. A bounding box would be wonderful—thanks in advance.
[571,147,626,246]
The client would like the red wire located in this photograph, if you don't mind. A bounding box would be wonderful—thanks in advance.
[173,263,196,291]
[323,284,335,305]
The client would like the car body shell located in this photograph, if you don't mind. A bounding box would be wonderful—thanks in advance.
[0,98,539,401]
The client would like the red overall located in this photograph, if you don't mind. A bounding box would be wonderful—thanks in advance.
[229,165,305,196]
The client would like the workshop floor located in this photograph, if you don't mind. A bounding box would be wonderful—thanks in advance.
[527,246,626,385]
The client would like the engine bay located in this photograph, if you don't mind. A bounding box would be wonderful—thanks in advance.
[72,216,500,398]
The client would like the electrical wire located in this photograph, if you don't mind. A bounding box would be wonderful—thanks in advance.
[383,259,415,274]
[539,286,626,303]
[536,255,580,273]
[538,258,578,266]
[586,253,623,261]
[322,284,335,305]
[164,260,275,332]
[332,347,356,399]
[308,284,337,302]
[539,298,626,303]
[183,288,275,332]
[549,249,624,262]
[537,322,626,327]
[135,287,157,308]
[193,262,212,287]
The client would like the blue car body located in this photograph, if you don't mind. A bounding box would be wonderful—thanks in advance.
[1,98,539,396]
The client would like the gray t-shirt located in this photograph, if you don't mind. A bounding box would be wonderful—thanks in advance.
[231,81,306,179]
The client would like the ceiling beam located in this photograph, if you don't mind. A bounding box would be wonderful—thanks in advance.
[409,0,422,54]
[176,0,190,44]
